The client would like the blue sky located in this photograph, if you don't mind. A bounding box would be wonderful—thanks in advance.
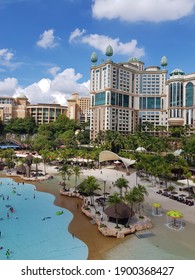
[1,0,195,105]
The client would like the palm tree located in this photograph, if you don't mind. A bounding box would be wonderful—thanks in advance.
[184,171,192,195]
[79,176,100,206]
[108,192,122,228]
[114,176,129,198]
[124,189,137,223]
[72,166,82,191]
[40,149,51,175]
[133,184,148,214]
[59,163,73,191]
[33,157,42,178]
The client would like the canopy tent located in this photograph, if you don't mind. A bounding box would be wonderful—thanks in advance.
[173,149,184,157]
[177,179,195,187]
[136,147,147,152]
[99,150,136,170]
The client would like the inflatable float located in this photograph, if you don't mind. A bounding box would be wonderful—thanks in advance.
[56,210,63,215]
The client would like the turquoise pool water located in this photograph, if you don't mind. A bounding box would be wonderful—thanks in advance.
[0,178,88,260]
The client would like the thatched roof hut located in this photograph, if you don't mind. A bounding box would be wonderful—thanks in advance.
[104,202,134,225]
[16,164,26,175]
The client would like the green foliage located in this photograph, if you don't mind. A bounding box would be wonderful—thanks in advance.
[5,117,37,135]
[114,176,129,197]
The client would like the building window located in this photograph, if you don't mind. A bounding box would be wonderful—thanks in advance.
[186,82,194,107]
[95,92,105,105]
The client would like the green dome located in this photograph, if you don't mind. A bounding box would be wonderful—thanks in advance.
[170,68,185,76]
[91,52,98,63]
[105,44,113,57]
[161,56,168,67]
[128,57,139,62]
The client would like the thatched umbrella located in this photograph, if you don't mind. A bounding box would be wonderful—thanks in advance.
[104,202,133,225]
[16,164,26,175]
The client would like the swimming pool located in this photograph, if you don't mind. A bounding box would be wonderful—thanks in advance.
[0,178,88,260]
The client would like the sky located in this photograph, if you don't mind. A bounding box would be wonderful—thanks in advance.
[1,0,195,105]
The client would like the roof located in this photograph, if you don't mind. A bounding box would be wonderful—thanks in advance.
[104,202,133,219]
[170,68,185,76]
[99,150,136,169]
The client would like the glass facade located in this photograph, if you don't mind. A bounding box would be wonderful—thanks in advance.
[95,92,105,105]
[110,92,129,107]
[186,82,194,107]
[140,97,161,109]
[169,82,183,107]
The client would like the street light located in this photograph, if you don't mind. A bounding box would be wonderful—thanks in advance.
[103,180,106,212]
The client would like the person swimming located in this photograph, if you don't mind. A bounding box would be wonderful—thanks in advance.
[6,249,11,257]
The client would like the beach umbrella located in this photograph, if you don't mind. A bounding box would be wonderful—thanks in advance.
[152,202,161,215]
[114,160,121,164]
[166,210,183,227]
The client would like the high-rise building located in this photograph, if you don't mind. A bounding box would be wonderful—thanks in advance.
[90,46,168,140]
[67,92,90,123]
[90,46,195,140]
[167,69,195,129]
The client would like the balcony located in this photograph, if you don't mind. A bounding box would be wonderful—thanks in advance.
[168,118,184,126]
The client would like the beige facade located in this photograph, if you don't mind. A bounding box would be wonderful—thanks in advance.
[90,58,168,140]
[67,92,90,123]
[27,103,67,125]
[0,94,67,125]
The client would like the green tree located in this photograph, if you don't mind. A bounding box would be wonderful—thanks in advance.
[77,176,100,206]
[72,166,82,191]
[124,189,137,223]
[108,192,122,228]
[133,184,148,214]
[59,163,73,191]
[114,176,129,198]
[33,157,42,178]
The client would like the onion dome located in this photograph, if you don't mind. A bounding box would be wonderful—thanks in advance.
[128,57,139,62]
[161,56,168,68]
[170,68,185,76]
[105,44,113,57]
[91,52,98,63]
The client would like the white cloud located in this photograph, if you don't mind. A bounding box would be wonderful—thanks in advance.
[47,66,61,77]
[0,49,14,61]
[69,28,86,43]
[0,68,90,106]
[70,28,144,58]
[92,0,195,22]
[36,29,59,49]
[0,48,22,71]
[0,77,18,96]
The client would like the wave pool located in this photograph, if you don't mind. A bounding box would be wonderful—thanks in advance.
[0,177,88,260]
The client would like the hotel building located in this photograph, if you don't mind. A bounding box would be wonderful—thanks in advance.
[90,46,195,140]
[0,93,67,125]
[67,92,90,123]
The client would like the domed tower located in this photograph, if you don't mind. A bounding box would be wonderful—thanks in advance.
[91,52,98,64]
[14,93,29,118]
[105,44,113,59]
[161,56,168,69]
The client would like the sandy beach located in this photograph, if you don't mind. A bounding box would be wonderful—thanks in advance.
[2,164,195,260]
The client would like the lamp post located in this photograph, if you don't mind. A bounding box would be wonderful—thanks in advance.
[103,180,106,211]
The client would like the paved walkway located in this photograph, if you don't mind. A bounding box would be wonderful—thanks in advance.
[80,167,195,225]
